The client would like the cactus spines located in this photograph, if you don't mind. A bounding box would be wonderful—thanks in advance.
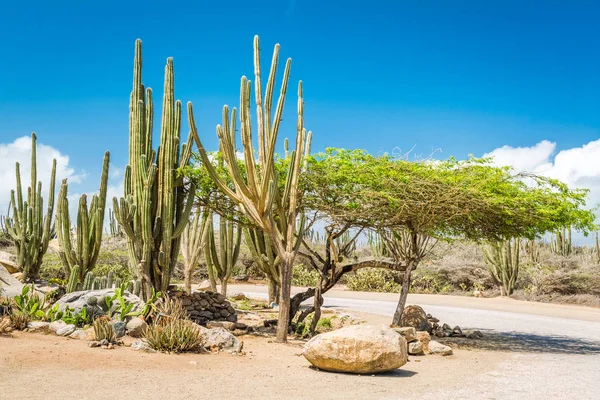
[112,39,196,300]
[93,277,101,290]
[483,239,520,296]
[56,151,110,282]
[204,212,242,296]
[67,265,81,293]
[190,35,312,342]
[1,133,57,281]
[133,280,141,297]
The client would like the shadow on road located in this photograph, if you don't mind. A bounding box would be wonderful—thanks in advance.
[308,365,418,378]
[440,330,600,355]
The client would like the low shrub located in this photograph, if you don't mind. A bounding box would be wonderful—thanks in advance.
[9,310,30,330]
[93,316,116,342]
[346,269,401,293]
[0,317,11,334]
[144,319,204,353]
[291,264,320,287]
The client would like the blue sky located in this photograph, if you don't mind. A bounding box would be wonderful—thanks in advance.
[1,1,599,228]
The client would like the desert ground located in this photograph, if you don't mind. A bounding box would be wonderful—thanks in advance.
[2,285,599,400]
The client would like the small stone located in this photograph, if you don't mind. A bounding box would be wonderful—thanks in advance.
[216,294,226,303]
[226,314,238,322]
[99,339,109,346]
[226,306,236,314]
[400,305,431,332]
[230,292,247,301]
[56,324,76,337]
[416,331,431,352]
[181,297,192,306]
[232,275,249,282]
[112,321,126,338]
[89,341,101,348]
[408,341,424,355]
[48,320,67,333]
[428,340,453,356]
[219,309,230,317]
[27,321,50,331]
[198,280,212,291]
[392,326,416,343]
[68,329,88,340]
[131,340,157,353]
[207,321,235,331]
[126,317,148,338]
[199,299,209,308]
[234,322,248,330]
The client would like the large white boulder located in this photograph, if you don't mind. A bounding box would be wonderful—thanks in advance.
[303,324,408,374]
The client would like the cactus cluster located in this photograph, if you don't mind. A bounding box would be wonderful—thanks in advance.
[367,231,390,258]
[204,212,242,296]
[180,208,209,294]
[244,226,281,304]
[483,239,520,296]
[66,268,122,293]
[56,152,110,282]
[112,39,196,299]
[1,133,57,281]
[108,209,123,237]
[551,227,572,256]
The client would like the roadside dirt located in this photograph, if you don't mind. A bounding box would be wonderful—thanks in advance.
[0,314,505,400]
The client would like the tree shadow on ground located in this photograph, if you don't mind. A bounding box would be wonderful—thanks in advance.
[307,365,417,378]
[438,329,600,355]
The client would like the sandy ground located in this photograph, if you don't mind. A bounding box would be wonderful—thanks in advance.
[0,312,501,400]
[2,287,600,399]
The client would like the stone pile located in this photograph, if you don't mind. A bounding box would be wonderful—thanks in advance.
[427,313,482,339]
[168,290,237,326]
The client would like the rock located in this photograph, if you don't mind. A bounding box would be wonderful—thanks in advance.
[56,324,76,337]
[112,321,126,338]
[232,274,249,282]
[473,290,483,298]
[85,327,96,341]
[0,251,18,274]
[466,330,483,339]
[181,297,192,306]
[198,280,212,291]
[230,292,247,301]
[416,331,431,352]
[89,341,101,348]
[234,322,248,330]
[0,265,25,298]
[48,320,68,333]
[202,327,242,351]
[408,341,424,355]
[68,330,88,340]
[126,317,148,338]
[392,326,416,343]
[27,321,49,331]
[428,340,453,356]
[400,305,431,332]
[55,289,143,315]
[131,340,156,353]
[303,325,408,374]
[207,321,236,331]
[12,272,24,282]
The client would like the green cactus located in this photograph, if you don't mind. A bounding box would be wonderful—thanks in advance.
[114,278,122,289]
[244,226,281,304]
[84,271,95,290]
[550,226,572,256]
[108,208,122,237]
[75,282,83,292]
[1,133,57,281]
[111,39,195,300]
[204,212,242,297]
[133,280,141,297]
[107,271,114,289]
[367,231,389,258]
[67,265,81,293]
[483,239,520,296]
[55,151,109,284]
[93,277,101,290]
[181,208,209,293]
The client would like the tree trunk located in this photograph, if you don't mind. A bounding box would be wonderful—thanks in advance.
[184,266,193,294]
[267,276,280,304]
[392,266,414,326]
[220,279,228,297]
[309,285,323,335]
[276,257,293,342]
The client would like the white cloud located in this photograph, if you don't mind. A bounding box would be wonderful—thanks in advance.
[0,136,84,217]
[483,138,600,243]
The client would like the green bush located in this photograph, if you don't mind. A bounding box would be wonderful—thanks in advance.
[39,253,66,280]
[346,269,401,293]
[92,263,132,283]
[291,264,320,287]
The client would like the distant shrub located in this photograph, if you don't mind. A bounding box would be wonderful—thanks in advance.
[346,269,401,293]
[292,264,320,287]
[9,310,30,330]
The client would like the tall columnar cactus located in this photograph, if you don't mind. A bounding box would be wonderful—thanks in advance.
[204,212,242,296]
[108,209,122,237]
[483,239,520,296]
[550,227,572,256]
[56,151,110,282]
[180,208,209,294]
[112,39,196,300]
[1,133,57,281]
[190,36,312,342]
[244,226,281,304]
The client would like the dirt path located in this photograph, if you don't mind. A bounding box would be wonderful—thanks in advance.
[0,317,501,400]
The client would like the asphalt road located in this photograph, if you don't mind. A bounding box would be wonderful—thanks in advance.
[231,284,600,400]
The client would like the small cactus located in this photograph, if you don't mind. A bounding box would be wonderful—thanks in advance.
[107,271,114,289]
[84,271,95,290]
[67,265,81,293]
